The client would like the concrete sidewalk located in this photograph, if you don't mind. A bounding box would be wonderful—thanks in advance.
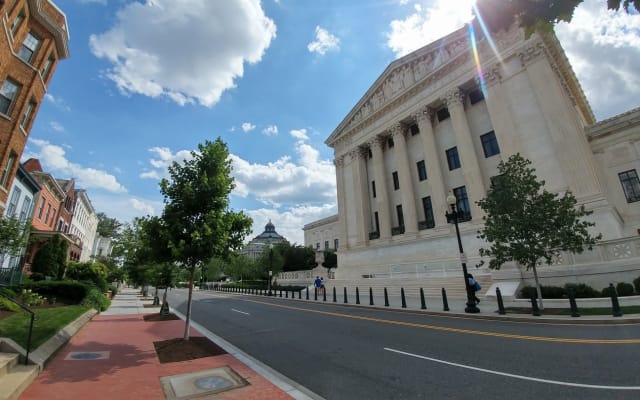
[20,287,319,400]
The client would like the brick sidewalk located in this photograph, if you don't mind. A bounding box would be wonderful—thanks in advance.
[20,289,295,400]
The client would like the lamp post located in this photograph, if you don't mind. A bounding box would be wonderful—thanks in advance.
[268,243,273,296]
[445,193,480,313]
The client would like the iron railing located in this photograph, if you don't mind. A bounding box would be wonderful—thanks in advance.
[0,291,36,365]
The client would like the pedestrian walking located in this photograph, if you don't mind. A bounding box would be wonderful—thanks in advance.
[467,273,481,304]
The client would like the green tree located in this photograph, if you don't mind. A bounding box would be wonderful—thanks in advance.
[96,212,122,238]
[159,138,252,339]
[321,250,337,276]
[474,0,639,38]
[280,242,317,272]
[476,154,601,308]
[0,216,30,263]
[31,234,68,279]
[66,261,109,291]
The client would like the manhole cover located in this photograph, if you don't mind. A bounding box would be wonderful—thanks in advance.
[160,366,248,399]
[65,351,110,361]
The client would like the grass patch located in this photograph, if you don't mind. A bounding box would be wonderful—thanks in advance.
[0,305,89,349]
[504,305,640,316]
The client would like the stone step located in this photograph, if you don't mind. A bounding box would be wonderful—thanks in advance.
[0,353,19,379]
[0,359,39,400]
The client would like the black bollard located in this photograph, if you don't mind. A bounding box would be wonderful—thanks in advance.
[384,288,389,307]
[356,287,360,305]
[496,287,506,315]
[442,288,449,311]
[279,289,282,298]
[401,288,407,308]
[531,293,541,316]
[420,288,427,310]
[609,283,623,317]
[343,287,348,303]
[369,287,374,306]
[306,287,309,300]
[314,287,318,301]
[298,290,302,299]
[333,287,337,303]
[285,290,288,299]
[568,288,580,317]
[323,287,327,302]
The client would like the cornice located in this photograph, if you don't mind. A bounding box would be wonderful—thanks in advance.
[28,0,70,59]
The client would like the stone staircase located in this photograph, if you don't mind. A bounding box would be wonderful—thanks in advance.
[0,350,38,400]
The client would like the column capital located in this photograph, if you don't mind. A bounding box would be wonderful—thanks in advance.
[483,65,502,88]
[369,136,386,150]
[414,106,434,125]
[390,123,405,139]
[333,156,345,168]
[443,88,465,109]
[348,147,367,161]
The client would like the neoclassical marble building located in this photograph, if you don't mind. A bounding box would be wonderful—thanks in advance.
[240,220,289,260]
[323,22,640,289]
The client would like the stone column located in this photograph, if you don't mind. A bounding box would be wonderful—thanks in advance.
[369,136,392,240]
[481,67,520,156]
[414,106,448,227]
[334,156,348,249]
[444,88,485,219]
[350,147,371,246]
[391,123,418,235]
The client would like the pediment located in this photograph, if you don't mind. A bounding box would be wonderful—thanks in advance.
[326,25,472,147]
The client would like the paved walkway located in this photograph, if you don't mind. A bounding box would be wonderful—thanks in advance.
[20,288,316,400]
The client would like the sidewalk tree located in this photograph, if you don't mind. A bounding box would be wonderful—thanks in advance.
[0,216,30,265]
[322,250,337,276]
[474,0,639,38]
[31,234,68,280]
[159,138,252,339]
[476,154,601,308]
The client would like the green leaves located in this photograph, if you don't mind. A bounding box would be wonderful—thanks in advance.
[477,154,601,271]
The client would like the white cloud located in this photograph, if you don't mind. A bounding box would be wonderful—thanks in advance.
[130,198,155,215]
[140,146,194,180]
[307,26,340,55]
[50,121,65,132]
[89,0,276,107]
[229,140,336,208]
[44,94,71,111]
[25,139,127,193]
[242,122,256,132]
[555,0,640,120]
[289,128,308,141]
[386,0,475,57]
[262,125,279,136]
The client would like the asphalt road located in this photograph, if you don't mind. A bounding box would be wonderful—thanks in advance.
[167,289,640,400]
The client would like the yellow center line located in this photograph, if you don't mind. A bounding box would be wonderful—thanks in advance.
[242,298,640,344]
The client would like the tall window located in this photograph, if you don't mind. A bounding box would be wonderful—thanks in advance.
[316,242,320,250]
[481,131,500,157]
[18,32,41,64]
[396,205,404,227]
[417,160,427,181]
[422,196,435,229]
[6,187,22,216]
[44,204,52,225]
[41,55,55,82]
[619,170,640,203]
[453,186,471,221]
[21,100,36,130]
[10,10,25,36]
[446,147,461,170]
[18,196,32,223]
[374,212,380,233]
[37,196,45,219]
[469,88,485,105]
[437,107,450,122]
[371,180,376,198]
[334,239,339,249]
[392,171,399,190]
[324,241,329,250]
[0,152,17,188]
[0,79,21,115]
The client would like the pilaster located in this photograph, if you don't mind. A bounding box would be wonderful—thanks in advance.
[391,123,418,235]
[370,136,392,240]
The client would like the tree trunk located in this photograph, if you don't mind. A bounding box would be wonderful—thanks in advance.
[183,267,195,340]
[531,263,544,310]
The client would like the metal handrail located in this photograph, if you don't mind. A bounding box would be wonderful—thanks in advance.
[0,291,36,365]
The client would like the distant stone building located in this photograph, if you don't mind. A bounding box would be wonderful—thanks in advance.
[240,220,288,260]
[0,0,69,213]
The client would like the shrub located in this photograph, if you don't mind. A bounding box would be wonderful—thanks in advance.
[616,282,634,296]
[564,283,600,298]
[81,288,111,311]
[0,287,17,298]
[0,296,21,312]
[15,281,92,303]
[634,276,640,295]
[519,285,564,299]
[17,289,45,306]
[108,285,118,297]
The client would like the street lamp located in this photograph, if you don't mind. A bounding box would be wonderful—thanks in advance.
[445,192,480,313]
[268,243,273,296]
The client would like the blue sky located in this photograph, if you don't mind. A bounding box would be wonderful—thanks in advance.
[23,0,640,244]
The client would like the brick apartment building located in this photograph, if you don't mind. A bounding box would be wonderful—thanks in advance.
[0,0,69,212]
